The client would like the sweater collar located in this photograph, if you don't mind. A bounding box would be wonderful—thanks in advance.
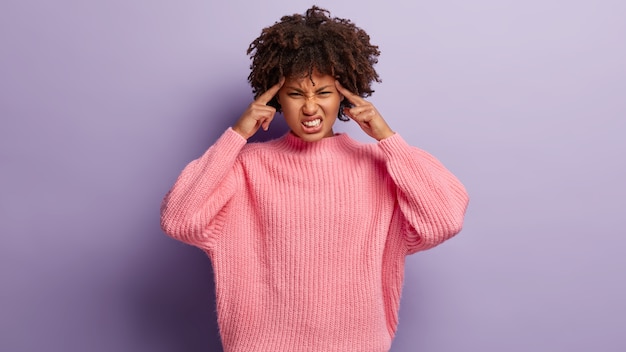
[278,132,359,155]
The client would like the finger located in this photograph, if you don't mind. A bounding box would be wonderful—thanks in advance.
[261,115,274,131]
[335,80,367,106]
[342,106,356,120]
[249,104,277,116]
[346,106,376,121]
[256,77,285,105]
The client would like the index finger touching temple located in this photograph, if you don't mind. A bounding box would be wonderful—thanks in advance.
[335,80,364,105]
[257,77,285,105]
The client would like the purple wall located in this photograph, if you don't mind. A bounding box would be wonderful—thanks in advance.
[2,0,625,351]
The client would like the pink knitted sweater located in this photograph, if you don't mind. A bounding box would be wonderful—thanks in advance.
[160,128,468,352]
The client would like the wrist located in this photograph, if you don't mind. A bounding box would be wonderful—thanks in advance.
[375,129,395,141]
[231,125,250,140]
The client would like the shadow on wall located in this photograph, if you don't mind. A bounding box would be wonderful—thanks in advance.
[131,236,223,351]
[248,112,290,143]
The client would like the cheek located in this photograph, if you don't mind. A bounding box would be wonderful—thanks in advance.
[324,98,342,112]
[281,103,299,122]
[281,101,298,115]
[278,96,294,110]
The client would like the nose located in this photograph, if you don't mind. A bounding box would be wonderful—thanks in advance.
[302,96,318,115]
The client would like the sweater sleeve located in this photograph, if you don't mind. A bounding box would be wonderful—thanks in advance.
[160,128,247,249]
[378,133,469,254]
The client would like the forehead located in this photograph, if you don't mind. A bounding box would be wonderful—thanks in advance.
[284,71,335,89]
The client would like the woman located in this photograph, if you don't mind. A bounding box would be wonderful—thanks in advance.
[161,6,469,351]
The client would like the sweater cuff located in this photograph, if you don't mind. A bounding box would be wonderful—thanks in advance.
[225,127,248,142]
[209,127,248,157]
[377,133,413,156]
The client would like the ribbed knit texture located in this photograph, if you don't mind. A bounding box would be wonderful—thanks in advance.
[160,128,469,352]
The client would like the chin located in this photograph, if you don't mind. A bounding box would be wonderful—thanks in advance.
[295,133,320,142]
[291,131,327,142]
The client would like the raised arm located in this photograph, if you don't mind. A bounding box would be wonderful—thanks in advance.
[335,80,468,252]
[379,135,469,253]
[161,79,284,248]
[160,129,246,248]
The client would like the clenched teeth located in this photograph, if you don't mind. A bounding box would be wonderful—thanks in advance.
[303,119,321,127]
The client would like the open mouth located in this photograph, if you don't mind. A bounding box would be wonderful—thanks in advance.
[302,118,321,127]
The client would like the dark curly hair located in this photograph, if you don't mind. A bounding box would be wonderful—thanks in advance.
[247,6,381,121]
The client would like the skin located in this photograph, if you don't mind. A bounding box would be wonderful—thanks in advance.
[233,71,394,142]
[277,72,341,142]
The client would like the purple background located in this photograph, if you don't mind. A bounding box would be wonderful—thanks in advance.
[2,0,625,351]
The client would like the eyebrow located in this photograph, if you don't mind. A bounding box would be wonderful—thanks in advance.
[286,85,334,92]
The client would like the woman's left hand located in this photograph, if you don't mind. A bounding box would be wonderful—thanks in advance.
[335,80,394,141]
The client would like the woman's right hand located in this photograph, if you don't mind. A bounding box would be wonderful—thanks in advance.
[232,78,284,139]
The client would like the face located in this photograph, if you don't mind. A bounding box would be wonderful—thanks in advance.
[277,71,343,142]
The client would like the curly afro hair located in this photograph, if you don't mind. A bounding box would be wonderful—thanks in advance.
[247,6,381,121]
